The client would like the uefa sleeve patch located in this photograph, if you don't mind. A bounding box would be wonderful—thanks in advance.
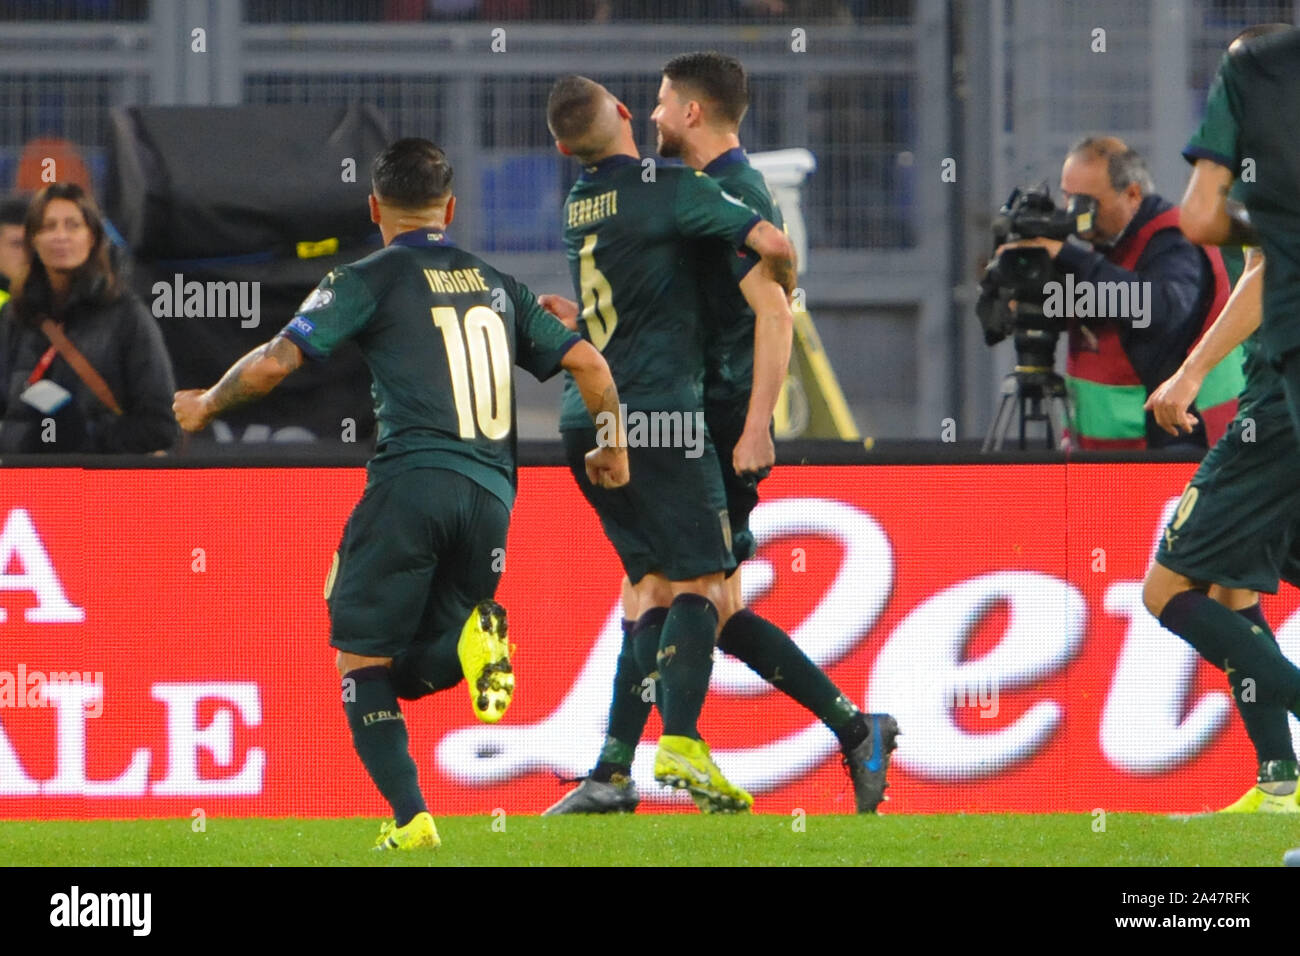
[288,316,316,337]
[296,288,334,314]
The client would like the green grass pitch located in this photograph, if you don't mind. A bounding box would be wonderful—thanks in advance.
[3,814,1299,866]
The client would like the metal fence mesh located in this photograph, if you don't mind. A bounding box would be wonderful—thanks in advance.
[243,73,448,143]
[1190,0,1295,86]
[238,0,916,25]
[236,39,919,251]
[1,0,1296,438]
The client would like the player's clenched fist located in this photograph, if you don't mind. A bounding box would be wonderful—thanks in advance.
[538,293,580,331]
[584,445,629,489]
[173,389,213,432]
[732,425,775,475]
[1144,371,1201,436]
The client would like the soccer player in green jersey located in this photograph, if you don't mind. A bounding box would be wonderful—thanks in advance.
[173,138,628,849]
[1141,24,1300,811]
[544,52,897,817]
[1145,249,1300,811]
[544,74,796,812]
[1177,24,1300,411]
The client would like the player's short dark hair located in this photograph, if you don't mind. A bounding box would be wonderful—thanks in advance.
[371,138,453,208]
[1068,136,1153,196]
[662,51,748,127]
[0,194,27,227]
[1229,22,1293,52]
[546,75,605,147]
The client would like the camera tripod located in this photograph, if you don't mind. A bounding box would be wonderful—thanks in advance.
[982,365,1072,452]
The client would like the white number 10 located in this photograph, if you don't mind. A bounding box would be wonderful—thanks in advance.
[431,305,512,440]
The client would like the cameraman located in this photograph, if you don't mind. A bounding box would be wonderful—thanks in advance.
[1000,136,1241,450]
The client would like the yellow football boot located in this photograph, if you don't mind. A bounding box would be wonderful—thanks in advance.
[654,734,753,813]
[1219,786,1300,813]
[458,600,514,723]
[373,811,441,850]
[1220,760,1300,813]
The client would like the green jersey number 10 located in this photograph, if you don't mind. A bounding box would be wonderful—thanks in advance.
[431,305,512,440]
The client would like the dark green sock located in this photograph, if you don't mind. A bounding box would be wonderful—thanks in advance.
[592,735,637,782]
[598,619,653,773]
[718,608,859,731]
[1161,591,1300,712]
[593,611,670,781]
[632,607,668,711]
[1233,604,1297,762]
[657,593,718,739]
[342,666,427,826]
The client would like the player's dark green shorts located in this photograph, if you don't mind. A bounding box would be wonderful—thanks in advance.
[562,425,735,584]
[705,396,771,567]
[1156,409,1300,593]
[1277,350,1300,447]
[326,468,509,658]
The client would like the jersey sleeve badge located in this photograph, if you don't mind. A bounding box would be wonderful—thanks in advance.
[296,287,335,313]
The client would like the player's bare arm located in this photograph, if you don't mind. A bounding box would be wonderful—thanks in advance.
[743,220,798,296]
[562,339,629,488]
[1145,246,1263,435]
[734,267,793,474]
[538,293,580,331]
[172,334,304,432]
[1180,158,1259,246]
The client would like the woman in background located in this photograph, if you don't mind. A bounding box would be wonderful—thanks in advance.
[0,182,176,454]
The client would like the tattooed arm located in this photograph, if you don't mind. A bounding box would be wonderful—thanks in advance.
[173,334,304,432]
[562,339,628,489]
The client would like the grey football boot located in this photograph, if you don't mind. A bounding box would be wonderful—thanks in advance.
[842,714,900,812]
[542,774,640,815]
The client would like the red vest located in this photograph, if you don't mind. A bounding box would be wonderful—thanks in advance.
[1067,207,1235,449]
